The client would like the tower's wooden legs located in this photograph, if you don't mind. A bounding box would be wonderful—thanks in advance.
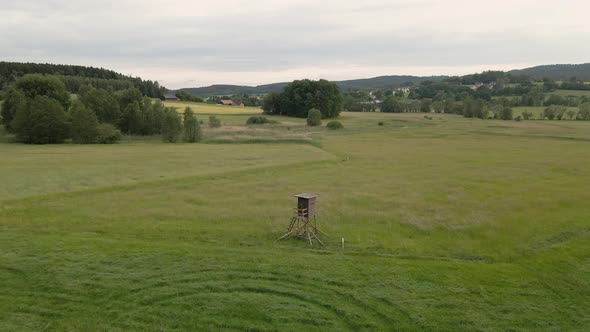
[279,213,323,246]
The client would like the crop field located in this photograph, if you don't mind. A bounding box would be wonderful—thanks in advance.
[163,100,263,115]
[1,112,589,330]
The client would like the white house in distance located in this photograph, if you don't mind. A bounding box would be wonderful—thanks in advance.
[465,82,496,90]
[396,87,412,94]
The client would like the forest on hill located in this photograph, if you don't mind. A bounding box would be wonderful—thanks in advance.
[177,64,590,97]
[508,63,590,81]
[0,62,165,98]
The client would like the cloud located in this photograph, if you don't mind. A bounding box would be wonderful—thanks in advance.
[1,0,589,88]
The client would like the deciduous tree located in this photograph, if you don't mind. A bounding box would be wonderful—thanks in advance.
[183,107,202,142]
[70,100,99,143]
[12,96,70,144]
[161,109,182,142]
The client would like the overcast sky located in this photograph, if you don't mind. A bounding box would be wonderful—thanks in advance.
[2,0,589,88]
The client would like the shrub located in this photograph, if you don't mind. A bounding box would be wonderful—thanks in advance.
[566,110,576,120]
[307,108,322,126]
[326,120,343,130]
[378,121,384,126]
[70,100,99,144]
[577,103,590,120]
[246,116,272,125]
[498,106,513,120]
[515,115,522,122]
[521,111,533,120]
[209,115,222,128]
[96,123,122,144]
[420,99,432,113]
[543,105,566,120]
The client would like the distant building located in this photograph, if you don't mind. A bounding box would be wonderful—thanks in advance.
[163,93,178,101]
[220,99,245,107]
[465,82,496,90]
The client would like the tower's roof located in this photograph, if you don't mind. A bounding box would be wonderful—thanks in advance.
[294,193,318,199]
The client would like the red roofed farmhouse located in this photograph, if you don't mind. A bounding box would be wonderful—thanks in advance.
[220,99,245,107]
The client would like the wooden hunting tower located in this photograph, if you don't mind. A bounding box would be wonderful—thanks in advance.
[279,193,323,245]
[295,193,317,219]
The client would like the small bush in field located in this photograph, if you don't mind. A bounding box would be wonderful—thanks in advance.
[521,111,533,120]
[209,115,222,128]
[326,121,343,130]
[96,123,122,144]
[246,116,277,125]
[378,121,384,126]
[307,109,322,126]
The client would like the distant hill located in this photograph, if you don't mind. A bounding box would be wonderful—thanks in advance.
[336,75,447,91]
[180,83,289,96]
[177,75,448,97]
[508,63,590,81]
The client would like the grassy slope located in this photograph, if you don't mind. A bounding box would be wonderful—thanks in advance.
[0,113,589,331]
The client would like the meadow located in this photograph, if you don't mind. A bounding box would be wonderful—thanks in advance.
[553,89,590,98]
[1,110,589,331]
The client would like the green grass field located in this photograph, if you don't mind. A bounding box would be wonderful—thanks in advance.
[553,89,590,98]
[1,112,589,331]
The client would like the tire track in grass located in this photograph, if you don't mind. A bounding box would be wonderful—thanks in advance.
[106,268,402,330]
[136,286,353,330]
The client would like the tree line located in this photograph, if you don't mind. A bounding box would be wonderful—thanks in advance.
[1,75,204,144]
[0,61,165,98]
[339,71,590,121]
[380,93,590,121]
